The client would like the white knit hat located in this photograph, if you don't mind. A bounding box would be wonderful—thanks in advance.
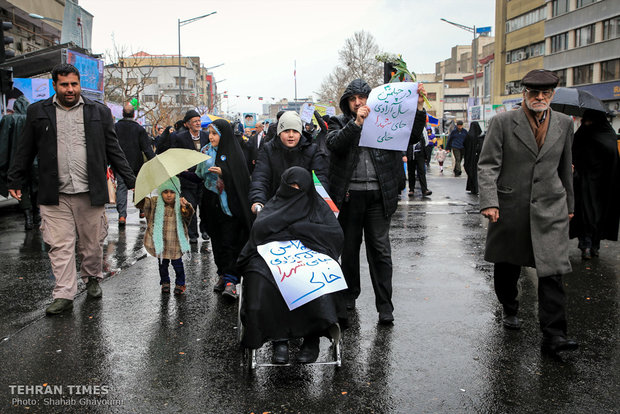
[277,111,302,135]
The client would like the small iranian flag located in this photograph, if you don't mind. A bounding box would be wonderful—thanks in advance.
[313,171,339,215]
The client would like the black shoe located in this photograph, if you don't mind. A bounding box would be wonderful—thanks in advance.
[213,276,225,292]
[581,248,592,260]
[86,277,102,299]
[297,336,320,363]
[542,336,579,353]
[378,311,394,325]
[201,232,210,241]
[272,341,289,364]
[422,190,432,197]
[502,314,521,330]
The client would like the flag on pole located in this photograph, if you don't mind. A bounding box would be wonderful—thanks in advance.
[427,114,439,127]
[313,171,339,215]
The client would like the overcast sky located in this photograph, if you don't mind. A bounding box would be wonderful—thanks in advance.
[79,0,495,115]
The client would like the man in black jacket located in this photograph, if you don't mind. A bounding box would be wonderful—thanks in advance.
[326,78,427,324]
[172,109,209,243]
[8,63,135,315]
[114,102,155,225]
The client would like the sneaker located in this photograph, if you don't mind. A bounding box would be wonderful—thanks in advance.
[161,283,171,294]
[118,217,126,226]
[213,276,226,292]
[222,283,238,299]
[174,284,186,295]
[45,298,74,315]
[86,277,102,299]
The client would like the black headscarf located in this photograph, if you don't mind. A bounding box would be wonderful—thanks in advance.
[211,118,253,230]
[239,166,343,270]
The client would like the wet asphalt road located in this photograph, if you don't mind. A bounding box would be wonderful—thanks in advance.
[0,166,618,413]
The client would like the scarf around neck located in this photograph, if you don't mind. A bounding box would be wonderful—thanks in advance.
[522,102,551,150]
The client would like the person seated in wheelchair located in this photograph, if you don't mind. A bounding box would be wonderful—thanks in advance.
[238,166,348,364]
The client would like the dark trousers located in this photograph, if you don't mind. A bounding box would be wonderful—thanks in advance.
[203,191,247,284]
[159,257,185,286]
[452,148,463,175]
[338,190,393,314]
[179,177,202,239]
[406,147,428,193]
[493,262,567,337]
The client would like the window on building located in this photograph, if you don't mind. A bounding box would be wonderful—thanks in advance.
[143,95,158,103]
[552,0,569,17]
[504,80,522,95]
[444,96,468,103]
[505,6,546,33]
[601,58,620,81]
[576,0,599,8]
[426,92,437,100]
[188,79,194,88]
[550,32,568,53]
[143,77,158,85]
[573,64,594,84]
[554,69,567,87]
[506,42,545,64]
[575,24,595,47]
[174,77,186,87]
[126,78,138,87]
[602,16,620,40]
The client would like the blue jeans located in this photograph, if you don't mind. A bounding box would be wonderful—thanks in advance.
[158,258,186,286]
[115,174,128,218]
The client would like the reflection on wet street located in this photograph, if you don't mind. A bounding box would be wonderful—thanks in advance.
[0,174,618,413]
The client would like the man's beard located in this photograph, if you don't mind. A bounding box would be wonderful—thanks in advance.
[524,99,548,113]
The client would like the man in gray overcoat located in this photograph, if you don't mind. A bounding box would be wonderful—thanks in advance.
[478,69,578,354]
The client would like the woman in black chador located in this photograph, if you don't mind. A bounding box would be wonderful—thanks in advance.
[569,110,620,259]
[238,167,347,364]
[463,121,484,195]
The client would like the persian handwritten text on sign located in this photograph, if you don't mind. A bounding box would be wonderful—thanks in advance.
[359,82,419,151]
[257,240,347,311]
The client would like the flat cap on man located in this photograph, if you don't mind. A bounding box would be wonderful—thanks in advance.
[521,69,559,89]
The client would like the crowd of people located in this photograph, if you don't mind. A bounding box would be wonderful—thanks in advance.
[3,63,619,363]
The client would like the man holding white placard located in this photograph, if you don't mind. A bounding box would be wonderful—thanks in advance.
[326,78,427,324]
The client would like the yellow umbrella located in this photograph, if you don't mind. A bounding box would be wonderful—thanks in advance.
[134,148,210,203]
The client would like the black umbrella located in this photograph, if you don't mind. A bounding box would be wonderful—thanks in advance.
[550,87,608,117]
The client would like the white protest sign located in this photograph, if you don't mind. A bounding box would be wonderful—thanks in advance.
[257,240,347,311]
[359,82,419,151]
[299,103,315,123]
[315,104,336,117]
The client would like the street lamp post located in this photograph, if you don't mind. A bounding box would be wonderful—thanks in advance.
[440,18,481,105]
[178,11,216,113]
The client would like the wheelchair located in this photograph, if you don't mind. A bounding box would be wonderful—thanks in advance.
[236,277,343,369]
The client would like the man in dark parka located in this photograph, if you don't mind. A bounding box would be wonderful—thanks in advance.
[478,69,578,354]
[326,78,427,324]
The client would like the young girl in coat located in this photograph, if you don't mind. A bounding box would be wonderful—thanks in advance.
[195,119,253,299]
[136,176,194,294]
[436,144,447,174]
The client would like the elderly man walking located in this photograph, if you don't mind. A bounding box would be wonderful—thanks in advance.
[478,69,578,354]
